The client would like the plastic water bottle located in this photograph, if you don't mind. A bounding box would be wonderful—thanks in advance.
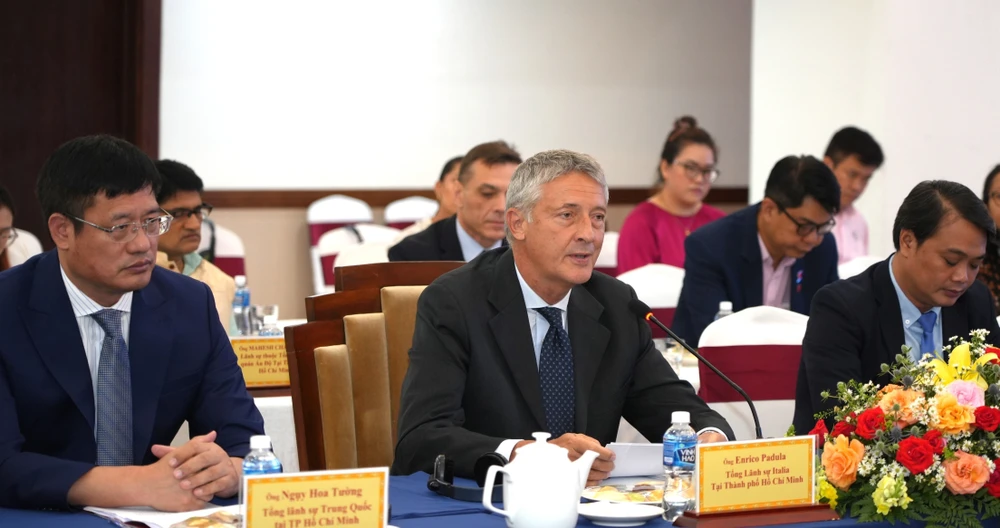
[232,275,252,336]
[662,411,697,521]
[239,435,283,505]
[714,301,733,321]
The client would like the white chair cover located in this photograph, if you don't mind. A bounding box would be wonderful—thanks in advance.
[307,195,374,294]
[384,196,438,227]
[6,229,43,266]
[333,243,391,268]
[316,224,400,293]
[616,264,685,309]
[595,231,619,275]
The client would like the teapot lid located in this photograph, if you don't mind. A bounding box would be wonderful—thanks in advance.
[512,432,568,462]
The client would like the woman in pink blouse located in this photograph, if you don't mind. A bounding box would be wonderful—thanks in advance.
[617,116,725,273]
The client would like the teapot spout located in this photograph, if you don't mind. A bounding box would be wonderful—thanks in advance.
[574,450,600,489]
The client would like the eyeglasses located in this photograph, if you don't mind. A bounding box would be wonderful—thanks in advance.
[0,228,17,249]
[164,203,213,221]
[776,204,836,237]
[67,214,173,243]
[676,161,720,184]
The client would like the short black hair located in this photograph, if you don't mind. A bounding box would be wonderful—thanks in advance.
[981,164,1000,204]
[439,156,463,183]
[764,155,841,214]
[892,180,995,250]
[824,126,884,168]
[36,135,161,225]
[458,141,522,184]
[0,185,14,217]
[155,159,205,203]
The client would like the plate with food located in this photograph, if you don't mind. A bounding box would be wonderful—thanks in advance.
[581,477,665,504]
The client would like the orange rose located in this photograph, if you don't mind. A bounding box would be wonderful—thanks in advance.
[878,388,920,427]
[821,435,866,490]
[943,451,990,494]
[876,384,903,399]
[934,393,975,435]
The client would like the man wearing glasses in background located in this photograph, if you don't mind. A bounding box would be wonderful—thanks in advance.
[154,160,236,334]
[0,135,264,511]
[672,155,841,347]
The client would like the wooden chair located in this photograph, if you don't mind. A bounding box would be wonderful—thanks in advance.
[284,320,345,471]
[314,344,357,469]
[342,313,394,467]
[334,261,463,291]
[380,286,426,440]
[304,287,382,322]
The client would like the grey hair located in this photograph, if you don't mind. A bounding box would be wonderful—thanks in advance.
[505,149,609,243]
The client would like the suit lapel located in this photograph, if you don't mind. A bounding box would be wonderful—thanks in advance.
[741,206,764,308]
[128,272,176,462]
[567,285,610,434]
[25,252,96,432]
[487,250,547,429]
[438,216,465,261]
[874,260,907,365]
[790,260,807,314]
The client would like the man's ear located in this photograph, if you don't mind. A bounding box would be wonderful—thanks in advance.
[48,214,74,250]
[823,156,835,170]
[505,208,527,241]
[898,230,917,256]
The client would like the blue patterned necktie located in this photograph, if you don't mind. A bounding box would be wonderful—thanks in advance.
[92,309,133,466]
[916,311,937,361]
[534,307,575,438]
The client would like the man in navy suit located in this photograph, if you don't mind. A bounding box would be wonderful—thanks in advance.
[673,155,841,347]
[0,136,264,511]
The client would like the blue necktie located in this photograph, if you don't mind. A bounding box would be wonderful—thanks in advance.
[534,307,575,438]
[916,311,937,361]
[92,309,133,466]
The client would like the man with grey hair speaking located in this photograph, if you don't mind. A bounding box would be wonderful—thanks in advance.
[392,150,732,485]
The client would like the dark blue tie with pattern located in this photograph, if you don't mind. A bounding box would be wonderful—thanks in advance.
[92,309,133,466]
[534,307,575,438]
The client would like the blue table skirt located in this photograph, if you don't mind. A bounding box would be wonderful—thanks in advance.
[2,472,994,527]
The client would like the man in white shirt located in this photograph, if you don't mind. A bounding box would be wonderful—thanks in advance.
[393,149,731,485]
[823,126,884,263]
[388,141,521,262]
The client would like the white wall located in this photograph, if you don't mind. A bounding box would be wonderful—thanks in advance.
[751,0,1000,257]
[160,0,752,190]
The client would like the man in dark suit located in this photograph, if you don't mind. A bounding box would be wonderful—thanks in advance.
[793,181,1000,434]
[388,140,521,262]
[0,136,264,511]
[393,149,732,484]
[673,156,841,347]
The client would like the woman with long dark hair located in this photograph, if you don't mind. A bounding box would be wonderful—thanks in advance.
[977,164,1000,310]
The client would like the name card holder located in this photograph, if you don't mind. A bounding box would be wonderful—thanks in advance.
[242,468,389,528]
[674,436,839,527]
[232,336,290,388]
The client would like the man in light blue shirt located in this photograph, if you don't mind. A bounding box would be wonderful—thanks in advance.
[887,255,943,361]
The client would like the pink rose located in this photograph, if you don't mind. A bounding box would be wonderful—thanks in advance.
[946,380,986,409]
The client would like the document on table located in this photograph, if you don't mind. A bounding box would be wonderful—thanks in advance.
[84,504,240,528]
[608,442,663,478]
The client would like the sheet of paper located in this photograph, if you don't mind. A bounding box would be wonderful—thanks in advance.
[608,442,663,478]
[85,504,239,528]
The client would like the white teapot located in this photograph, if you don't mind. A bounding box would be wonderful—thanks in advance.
[482,432,599,528]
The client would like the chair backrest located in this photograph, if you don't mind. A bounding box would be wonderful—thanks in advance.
[617,263,685,331]
[6,229,43,266]
[307,195,374,294]
[284,320,345,471]
[838,255,882,280]
[594,231,619,276]
[384,196,438,229]
[306,288,382,322]
[342,313,394,467]
[333,243,391,268]
[316,224,401,293]
[335,260,463,291]
[380,286,426,440]
[696,306,808,440]
[212,224,245,278]
[314,344,358,469]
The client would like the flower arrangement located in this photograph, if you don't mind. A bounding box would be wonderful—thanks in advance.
[808,330,1000,528]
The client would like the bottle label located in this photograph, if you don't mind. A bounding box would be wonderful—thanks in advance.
[664,440,697,470]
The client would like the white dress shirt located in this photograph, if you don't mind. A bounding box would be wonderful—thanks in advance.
[60,266,133,411]
[496,265,724,460]
[455,219,501,262]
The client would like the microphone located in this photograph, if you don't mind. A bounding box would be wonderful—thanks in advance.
[628,299,763,440]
